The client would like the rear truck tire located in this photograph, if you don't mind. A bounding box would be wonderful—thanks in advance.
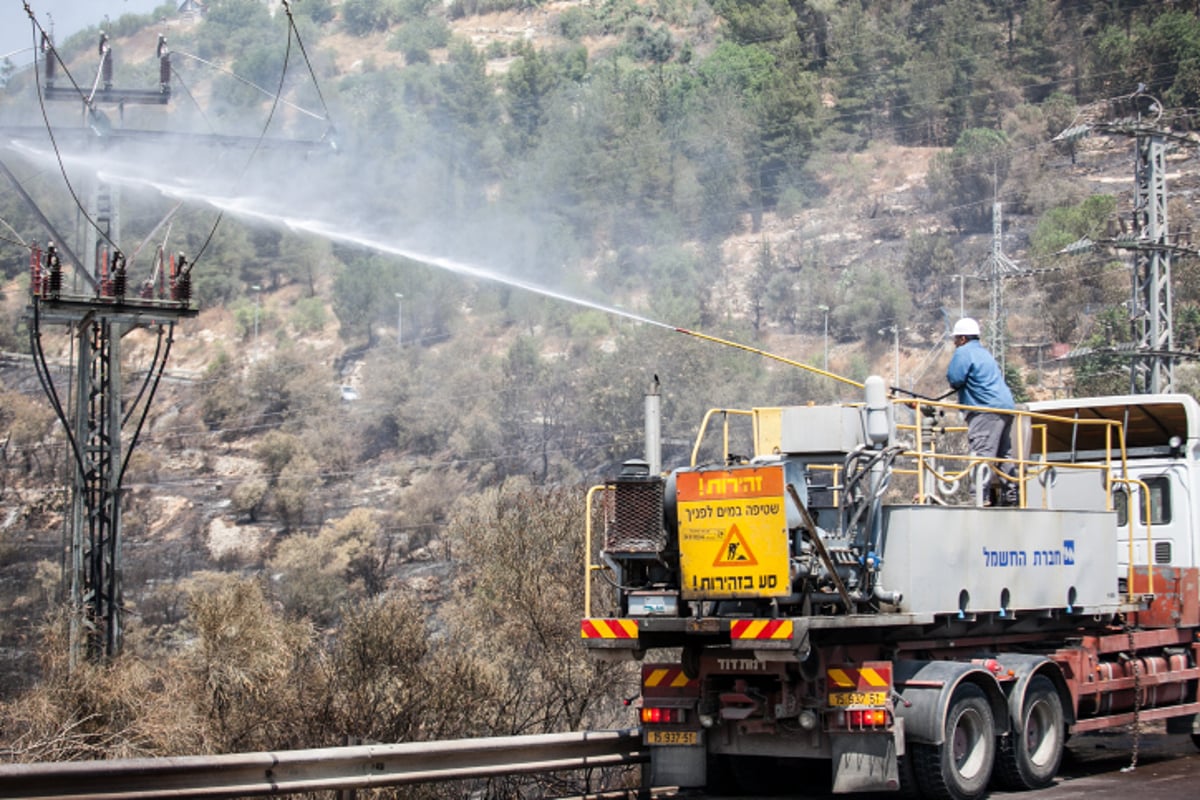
[1192,733,1200,752]
[994,675,1065,790]
[911,683,996,800]
[896,754,921,800]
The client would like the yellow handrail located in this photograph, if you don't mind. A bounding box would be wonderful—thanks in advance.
[891,397,1129,509]
[1109,476,1154,602]
[690,408,755,467]
[583,484,610,619]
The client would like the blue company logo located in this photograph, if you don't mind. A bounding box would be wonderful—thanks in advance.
[982,540,1075,568]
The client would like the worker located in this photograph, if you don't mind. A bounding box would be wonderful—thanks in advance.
[946,317,1018,506]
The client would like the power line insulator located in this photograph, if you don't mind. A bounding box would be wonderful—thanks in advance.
[171,271,189,304]
[158,35,171,94]
[101,42,114,91]
[46,244,62,299]
[30,242,43,297]
[112,253,127,300]
[41,33,56,87]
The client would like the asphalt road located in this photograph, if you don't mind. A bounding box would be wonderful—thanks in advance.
[672,729,1199,799]
[990,730,1199,800]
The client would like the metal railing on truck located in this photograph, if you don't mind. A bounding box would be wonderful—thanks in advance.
[583,398,1159,615]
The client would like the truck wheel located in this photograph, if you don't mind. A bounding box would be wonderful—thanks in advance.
[994,675,1064,790]
[912,683,996,800]
[896,754,921,800]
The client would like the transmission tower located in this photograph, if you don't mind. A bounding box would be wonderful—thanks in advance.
[979,195,1021,374]
[5,17,329,664]
[2,31,196,665]
[1128,129,1173,393]
[1055,90,1200,394]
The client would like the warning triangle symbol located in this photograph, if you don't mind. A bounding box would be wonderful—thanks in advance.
[713,524,758,567]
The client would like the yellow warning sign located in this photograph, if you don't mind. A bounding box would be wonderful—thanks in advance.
[713,525,758,567]
[676,465,790,600]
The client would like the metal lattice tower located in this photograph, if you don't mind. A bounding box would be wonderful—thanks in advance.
[7,25,324,664]
[1053,90,1197,395]
[71,311,124,660]
[1129,132,1173,393]
[979,196,1021,373]
[9,32,194,665]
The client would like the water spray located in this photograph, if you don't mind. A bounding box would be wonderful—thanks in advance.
[13,142,865,391]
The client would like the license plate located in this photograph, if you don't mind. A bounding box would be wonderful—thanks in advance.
[828,691,888,707]
[646,729,699,746]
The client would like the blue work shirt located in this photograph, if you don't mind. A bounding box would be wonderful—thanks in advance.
[946,340,1015,410]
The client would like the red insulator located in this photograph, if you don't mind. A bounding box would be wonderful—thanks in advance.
[100,249,111,296]
[30,243,43,297]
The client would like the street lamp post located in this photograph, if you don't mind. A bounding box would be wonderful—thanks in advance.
[818,304,829,371]
[892,325,899,388]
[395,293,403,346]
[252,284,261,360]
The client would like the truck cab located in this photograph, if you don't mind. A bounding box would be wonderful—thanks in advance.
[1027,394,1200,573]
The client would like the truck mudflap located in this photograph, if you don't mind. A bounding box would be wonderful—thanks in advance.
[649,736,707,788]
[640,663,706,787]
[826,661,902,793]
[830,726,903,793]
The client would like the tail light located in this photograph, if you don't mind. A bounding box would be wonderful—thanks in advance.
[832,708,891,729]
[642,706,686,724]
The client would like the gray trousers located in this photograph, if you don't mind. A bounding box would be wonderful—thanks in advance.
[966,411,1017,503]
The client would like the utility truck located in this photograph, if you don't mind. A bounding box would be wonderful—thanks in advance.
[581,377,1200,799]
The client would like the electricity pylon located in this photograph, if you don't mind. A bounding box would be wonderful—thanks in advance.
[979,196,1021,374]
[4,31,196,665]
[1055,89,1200,394]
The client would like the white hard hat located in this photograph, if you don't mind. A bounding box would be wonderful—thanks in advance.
[951,317,981,337]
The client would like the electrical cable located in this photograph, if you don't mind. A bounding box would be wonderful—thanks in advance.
[172,50,323,121]
[117,322,175,490]
[84,40,106,106]
[121,324,165,427]
[169,64,219,134]
[281,0,335,127]
[190,23,297,266]
[27,296,87,483]
[23,4,122,260]
[126,202,182,268]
